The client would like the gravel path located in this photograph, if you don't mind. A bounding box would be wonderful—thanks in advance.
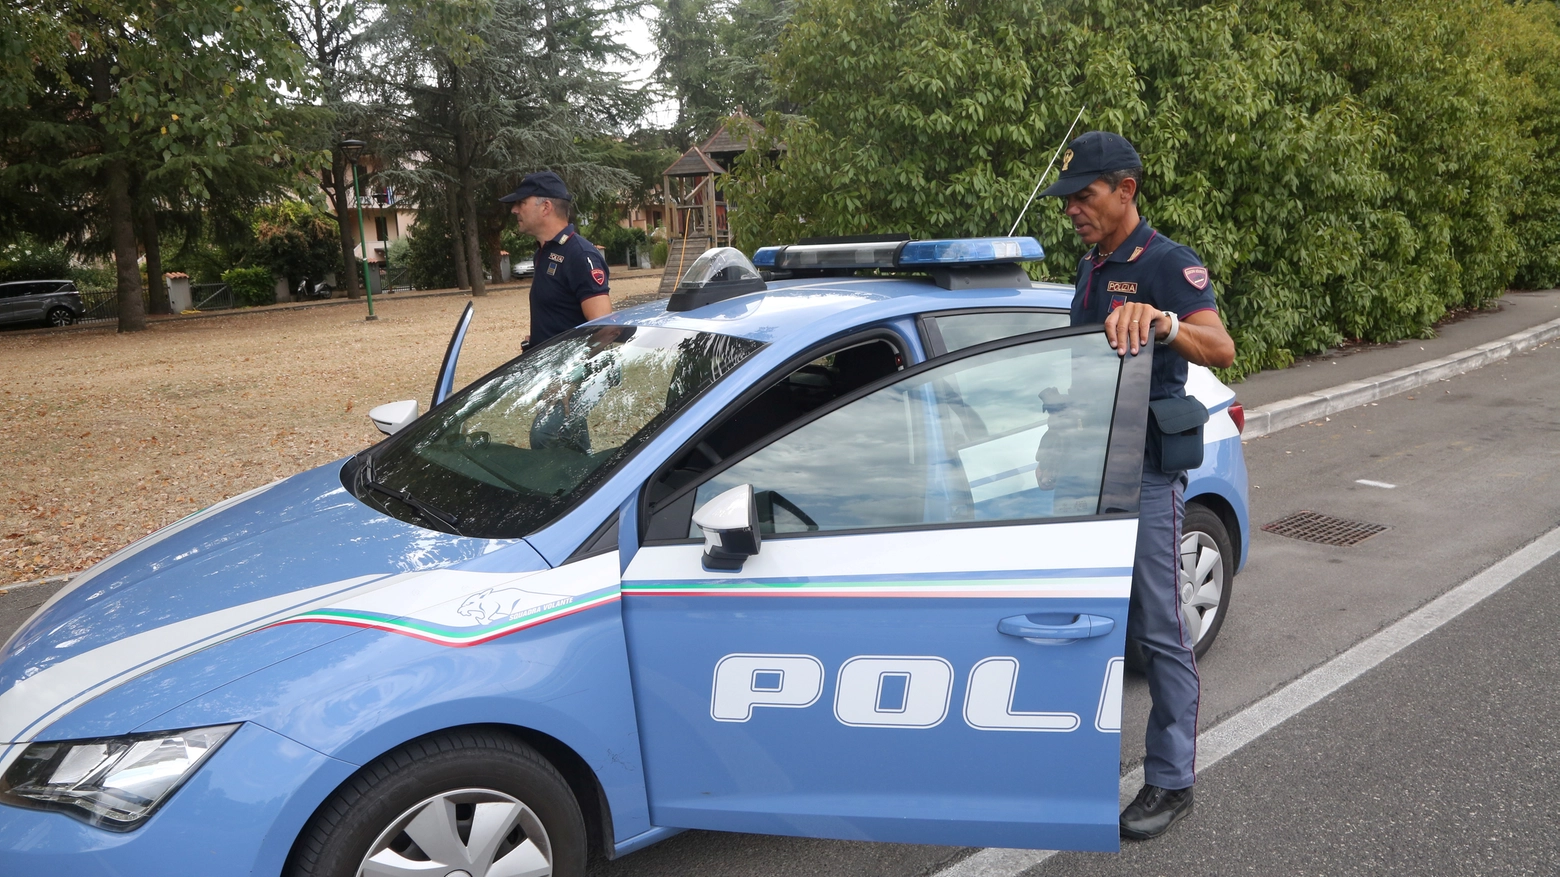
[0,274,667,586]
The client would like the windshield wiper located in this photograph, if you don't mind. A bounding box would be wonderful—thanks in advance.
[363,478,466,536]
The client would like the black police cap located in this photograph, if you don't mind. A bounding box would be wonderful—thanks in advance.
[1038,131,1143,198]
[499,170,573,203]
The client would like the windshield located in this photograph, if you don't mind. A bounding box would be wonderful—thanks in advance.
[352,325,765,538]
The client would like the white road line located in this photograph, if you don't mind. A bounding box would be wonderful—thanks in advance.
[1355,479,1396,489]
[934,524,1560,877]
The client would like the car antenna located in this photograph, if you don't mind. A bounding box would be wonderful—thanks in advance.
[1007,104,1087,237]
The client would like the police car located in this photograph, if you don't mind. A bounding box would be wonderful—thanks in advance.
[0,237,1248,876]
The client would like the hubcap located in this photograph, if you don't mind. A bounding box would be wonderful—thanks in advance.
[1178,529,1224,645]
[357,788,552,877]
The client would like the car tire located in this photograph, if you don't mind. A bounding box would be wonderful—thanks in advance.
[1179,504,1233,659]
[1124,502,1235,670]
[284,728,587,877]
[45,307,74,327]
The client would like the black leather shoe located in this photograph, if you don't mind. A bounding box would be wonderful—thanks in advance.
[1119,784,1194,840]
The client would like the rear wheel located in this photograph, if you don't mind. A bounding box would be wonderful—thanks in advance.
[1125,502,1235,670]
[285,729,587,877]
[45,307,74,327]
[1179,503,1234,659]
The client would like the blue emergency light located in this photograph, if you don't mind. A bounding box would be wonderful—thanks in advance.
[751,236,1043,272]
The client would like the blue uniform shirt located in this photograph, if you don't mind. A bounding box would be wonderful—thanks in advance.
[1069,220,1218,402]
[530,224,610,344]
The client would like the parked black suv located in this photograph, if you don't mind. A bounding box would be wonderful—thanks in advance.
[0,280,86,328]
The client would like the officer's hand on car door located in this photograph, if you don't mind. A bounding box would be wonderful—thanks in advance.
[1103,301,1168,356]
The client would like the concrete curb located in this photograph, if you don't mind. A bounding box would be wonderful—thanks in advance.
[1242,315,1560,438]
[0,574,74,595]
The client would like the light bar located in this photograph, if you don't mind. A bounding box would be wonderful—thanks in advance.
[752,236,1042,272]
[897,236,1044,265]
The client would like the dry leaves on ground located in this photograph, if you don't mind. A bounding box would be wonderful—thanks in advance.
[0,277,663,586]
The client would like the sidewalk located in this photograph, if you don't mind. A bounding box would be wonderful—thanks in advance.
[1232,288,1560,409]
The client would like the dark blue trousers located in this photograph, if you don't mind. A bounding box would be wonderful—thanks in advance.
[1129,468,1199,790]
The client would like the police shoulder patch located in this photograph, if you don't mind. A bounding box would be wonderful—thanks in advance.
[1106,280,1138,294]
[1182,266,1210,290]
[590,267,606,286]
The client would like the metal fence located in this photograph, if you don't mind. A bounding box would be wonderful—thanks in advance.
[191,283,234,311]
[381,265,411,292]
[78,289,120,325]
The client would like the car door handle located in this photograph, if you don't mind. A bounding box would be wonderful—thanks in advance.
[998,613,1115,642]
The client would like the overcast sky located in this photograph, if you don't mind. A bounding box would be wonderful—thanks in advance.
[606,8,678,130]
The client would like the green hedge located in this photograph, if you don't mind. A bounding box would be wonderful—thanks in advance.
[730,0,1560,378]
[222,266,275,307]
[0,237,70,284]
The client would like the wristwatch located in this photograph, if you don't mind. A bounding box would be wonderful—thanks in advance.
[1161,310,1180,344]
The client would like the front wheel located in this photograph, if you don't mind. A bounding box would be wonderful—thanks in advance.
[285,729,587,877]
[45,307,74,327]
[1179,503,1234,659]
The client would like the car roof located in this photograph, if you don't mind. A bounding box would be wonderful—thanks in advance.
[604,274,1075,343]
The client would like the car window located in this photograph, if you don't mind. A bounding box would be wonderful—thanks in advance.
[689,331,1121,536]
[1,284,38,298]
[355,325,765,538]
[645,336,904,512]
[926,310,1070,355]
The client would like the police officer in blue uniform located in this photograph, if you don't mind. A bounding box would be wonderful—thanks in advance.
[500,171,612,349]
[1041,131,1236,840]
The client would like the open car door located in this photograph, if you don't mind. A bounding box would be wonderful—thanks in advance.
[619,327,1152,852]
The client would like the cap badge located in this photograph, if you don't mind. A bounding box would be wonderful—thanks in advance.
[1061,149,1074,172]
[1183,266,1210,290]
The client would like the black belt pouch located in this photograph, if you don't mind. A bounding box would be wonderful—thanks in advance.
[1147,396,1209,474]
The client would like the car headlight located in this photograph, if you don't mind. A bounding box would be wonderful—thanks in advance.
[0,724,239,831]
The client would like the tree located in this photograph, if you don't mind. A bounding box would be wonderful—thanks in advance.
[369,0,644,296]
[282,0,380,299]
[3,0,310,332]
[651,0,794,149]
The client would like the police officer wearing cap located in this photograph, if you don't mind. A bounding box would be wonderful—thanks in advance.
[500,171,612,349]
[1041,131,1236,841]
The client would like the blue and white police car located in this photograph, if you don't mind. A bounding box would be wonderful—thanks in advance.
[0,236,1249,876]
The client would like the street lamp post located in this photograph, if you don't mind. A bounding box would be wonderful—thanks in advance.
[339,139,377,321]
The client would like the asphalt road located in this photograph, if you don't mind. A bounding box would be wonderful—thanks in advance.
[2,340,1556,876]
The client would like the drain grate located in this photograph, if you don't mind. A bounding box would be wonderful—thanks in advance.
[1261,510,1388,546]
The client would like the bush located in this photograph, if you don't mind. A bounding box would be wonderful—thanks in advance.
[404,204,459,290]
[0,237,70,284]
[68,263,115,292]
[222,266,275,307]
[250,201,342,289]
[579,222,648,265]
[732,0,1560,377]
[650,240,669,268]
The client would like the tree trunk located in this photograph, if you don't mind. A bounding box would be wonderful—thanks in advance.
[446,183,470,290]
[106,158,146,333]
[459,173,486,297]
[91,57,145,333]
[484,217,503,286]
[331,153,361,299]
[142,207,168,315]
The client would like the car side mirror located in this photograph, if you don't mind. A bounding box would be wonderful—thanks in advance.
[692,484,762,571]
[369,400,419,435]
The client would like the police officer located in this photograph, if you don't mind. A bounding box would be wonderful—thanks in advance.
[1041,131,1236,840]
[500,171,612,349]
